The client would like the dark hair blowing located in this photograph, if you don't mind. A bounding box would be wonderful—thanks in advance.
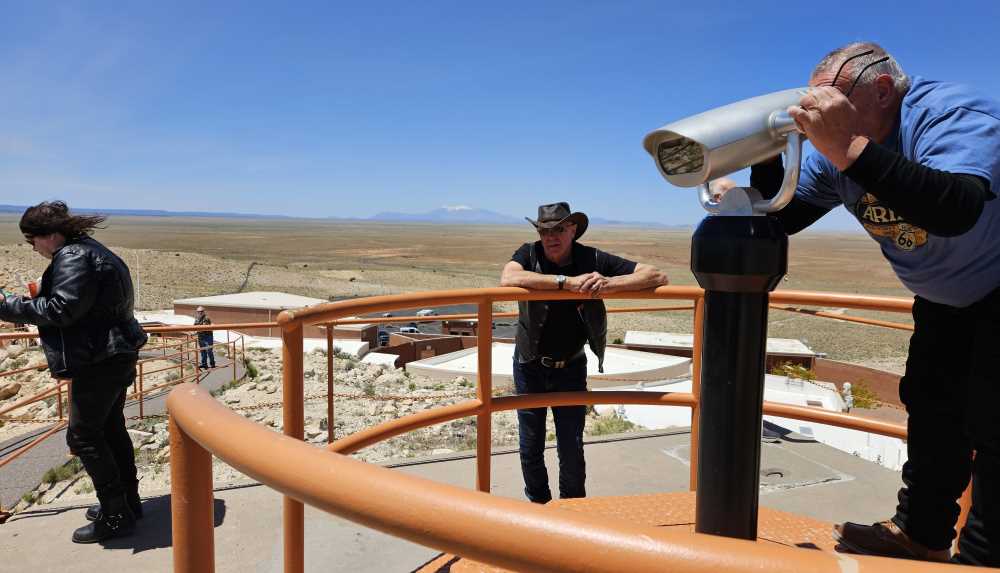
[19,201,107,239]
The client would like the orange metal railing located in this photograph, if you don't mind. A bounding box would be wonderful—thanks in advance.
[166,286,979,573]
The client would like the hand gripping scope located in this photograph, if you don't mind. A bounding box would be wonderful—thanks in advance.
[642,88,807,215]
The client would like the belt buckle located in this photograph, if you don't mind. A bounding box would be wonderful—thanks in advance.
[540,357,566,368]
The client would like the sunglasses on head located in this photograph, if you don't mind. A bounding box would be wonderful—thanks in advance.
[538,225,568,236]
[823,49,891,99]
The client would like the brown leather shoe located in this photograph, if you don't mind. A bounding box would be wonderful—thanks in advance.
[834,520,951,562]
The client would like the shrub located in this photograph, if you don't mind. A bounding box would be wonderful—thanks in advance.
[612,337,623,345]
[850,380,881,409]
[243,358,259,379]
[21,491,37,505]
[590,413,637,436]
[770,361,816,381]
[42,457,84,484]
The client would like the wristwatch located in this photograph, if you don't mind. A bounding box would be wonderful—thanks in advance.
[556,275,567,290]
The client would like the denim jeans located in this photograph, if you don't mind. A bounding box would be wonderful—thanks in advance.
[66,357,139,508]
[199,335,215,368]
[513,358,588,504]
[200,348,216,368]
[892,289,1000,566]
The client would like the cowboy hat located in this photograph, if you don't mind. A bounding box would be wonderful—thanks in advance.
[525,202,589,240]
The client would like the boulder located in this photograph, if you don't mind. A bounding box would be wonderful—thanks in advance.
[0,383,22,401]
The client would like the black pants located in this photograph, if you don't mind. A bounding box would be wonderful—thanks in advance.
[66,357,139,509]
[892,289,1000,566]
[513,358,588,504]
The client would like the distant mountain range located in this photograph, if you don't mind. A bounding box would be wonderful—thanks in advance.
[0,204,684,228]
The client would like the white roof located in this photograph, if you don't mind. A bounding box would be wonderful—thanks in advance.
[624,331,816,357]
[406,343,690,386]
[361,352,401,367]
[173,291,327,311]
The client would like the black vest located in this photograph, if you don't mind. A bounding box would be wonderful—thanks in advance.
[514,241,608,372]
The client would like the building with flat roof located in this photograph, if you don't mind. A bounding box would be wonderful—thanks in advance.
[623,331,819,370]
[173,292,376,345]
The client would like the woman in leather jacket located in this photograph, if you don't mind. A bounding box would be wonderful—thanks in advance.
[0,201,147,544]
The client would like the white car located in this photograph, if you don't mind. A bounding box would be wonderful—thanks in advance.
[399,326,420,334]
[416,309,437,317]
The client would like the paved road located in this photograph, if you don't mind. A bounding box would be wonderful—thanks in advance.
[0,359,245,511]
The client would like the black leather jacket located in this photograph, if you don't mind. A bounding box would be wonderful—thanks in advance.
[0,236,147,377]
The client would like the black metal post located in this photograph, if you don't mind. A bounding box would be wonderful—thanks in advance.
[690,215,787,540]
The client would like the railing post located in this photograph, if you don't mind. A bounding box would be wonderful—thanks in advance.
[476,300,493,493]
[689,295,704,491]
[231,341,237,384]
[326,324,335,443]
[138,363,145,420]
[169,413,215,573]
[56,383,63,421]
[281,322,305,573]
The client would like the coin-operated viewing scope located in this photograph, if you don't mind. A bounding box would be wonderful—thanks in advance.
[642,88,807,215]
[641,89,812,542]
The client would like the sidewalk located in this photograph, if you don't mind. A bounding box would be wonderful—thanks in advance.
[0,427,903,572]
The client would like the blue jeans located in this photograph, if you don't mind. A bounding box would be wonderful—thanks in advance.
[199,337,215,368]
[513,358,588,504]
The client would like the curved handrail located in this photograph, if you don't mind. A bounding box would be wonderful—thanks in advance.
[326,391,905,457]
[276,285,911,328]
[328,391,700,455]
[168,383,960,573]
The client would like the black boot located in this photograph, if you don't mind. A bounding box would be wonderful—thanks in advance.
[73,496,136,544]
[85,488,142,522]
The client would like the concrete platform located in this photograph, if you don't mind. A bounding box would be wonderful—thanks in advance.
[0,428,904,572]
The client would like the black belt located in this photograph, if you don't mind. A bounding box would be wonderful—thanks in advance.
[539,349,586,368]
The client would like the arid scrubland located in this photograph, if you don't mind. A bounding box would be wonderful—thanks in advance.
[1,214,912,368]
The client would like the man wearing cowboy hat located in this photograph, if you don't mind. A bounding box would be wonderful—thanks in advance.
[501,202,668,503]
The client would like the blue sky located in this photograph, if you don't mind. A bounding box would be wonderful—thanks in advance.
[2,2,999,229]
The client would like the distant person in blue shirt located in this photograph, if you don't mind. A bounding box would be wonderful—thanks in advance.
[752,41,1000,566]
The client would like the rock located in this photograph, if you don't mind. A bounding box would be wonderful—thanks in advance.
[319,418,328,431]
[265,385,277,395]
[432,448,455,456]
[156,446,171,463]
[306,428,321,439]
[381,404,396,415]
[312,431,328,443]
[128,429,154,443]
[246,383,257,391]
[224,395,241,405]
[140,443,159,452]
[0,383,22,401]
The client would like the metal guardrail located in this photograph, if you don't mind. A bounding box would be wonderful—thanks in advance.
[166,286,975,572]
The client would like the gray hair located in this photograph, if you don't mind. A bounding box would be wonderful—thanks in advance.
[813,41,910,94]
